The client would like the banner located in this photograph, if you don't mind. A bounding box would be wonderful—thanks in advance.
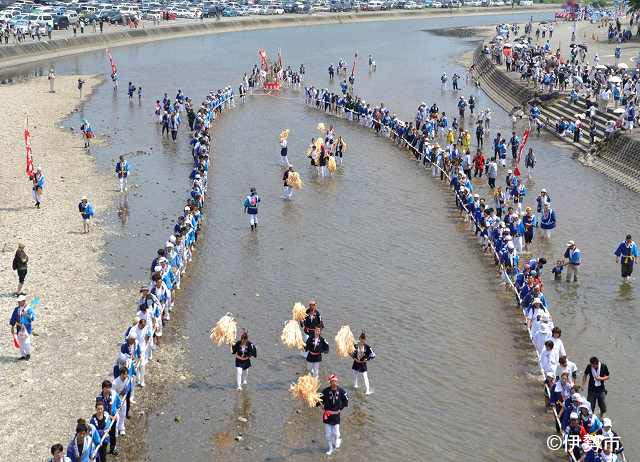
[514,128,530,176]
[24,126,33,178]
[107,49,117,76]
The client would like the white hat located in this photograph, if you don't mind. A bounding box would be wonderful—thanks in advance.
[567,240,575,246]
[540,312,551,322]
[473,193,479,198]
[81,195,88,200]
[507,169,512,174]
[570,412,579,419]
[546,371,555,378]
[184,206,190,212]
[541,188,547,193]
[154,265,162,272]
[195,174,201,179]
[17,295,26,302]
[165,241,174,248]
[507,242,515,249]
[532,297,543,305]
[571,393,582,401]
[169,235,177,243]
[603,418,612,427]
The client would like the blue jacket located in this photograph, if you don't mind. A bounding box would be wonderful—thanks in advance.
[540,208,556,230]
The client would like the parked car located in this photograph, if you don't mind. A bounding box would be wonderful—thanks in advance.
[27,13,54,27]
[519,0,532,5]
[403,1,420,8]
[53,14,70,28]
[367,0,384,9]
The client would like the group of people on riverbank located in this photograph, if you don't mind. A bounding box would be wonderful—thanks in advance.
[485,17,640,144]
[303,82,631,460]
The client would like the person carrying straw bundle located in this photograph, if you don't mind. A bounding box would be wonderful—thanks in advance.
[305,326,329,378]
[318,374,349,455]
[231,330,257,391]
[351,331,375,395]
[334,326,355,358]
[282,166,302,200]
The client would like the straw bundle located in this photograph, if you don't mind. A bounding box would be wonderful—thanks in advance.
[327,156,337,173]
[280,129,290,141]
[334,325,355,358]
[281,319,305,350]
[292,302,307,322]
[316,122,326,132]
[290,374,322,407]
[210,313,237,346]
[287,171,303,190]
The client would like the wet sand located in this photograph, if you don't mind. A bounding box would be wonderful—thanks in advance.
[0,75,134,462]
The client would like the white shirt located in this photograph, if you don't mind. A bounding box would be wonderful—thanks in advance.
[540,349,559,375]
[556,360,578,384]
[113,376,130,397]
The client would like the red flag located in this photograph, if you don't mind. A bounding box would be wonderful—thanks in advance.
[12,334,20,349]
[516,128,531,164]
[24,127,34,178]
[107,49,117,75]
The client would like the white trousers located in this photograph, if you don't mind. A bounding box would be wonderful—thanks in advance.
[543,229,552,239]
[283,186,293,199]
[352,370,371,393]
[248,214,258,226]
[119,176,128,192]
[514,236,523,253]
[307,362,320,378]
[280,155,290,166]
[320,166,328,177]
[31,189,42,205]
[324,424,341,451]
[18,332,31,357]
[117,400,127,432]
[236,367,248,389]
[137,361,146,386]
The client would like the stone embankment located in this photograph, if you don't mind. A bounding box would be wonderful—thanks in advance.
[473,47,640,193]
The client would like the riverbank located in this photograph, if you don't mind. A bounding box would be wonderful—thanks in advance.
[0,75,135,461]
[471,18,640,192]
[0,5,558,70]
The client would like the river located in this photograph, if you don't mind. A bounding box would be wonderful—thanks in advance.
[16,10,639,461]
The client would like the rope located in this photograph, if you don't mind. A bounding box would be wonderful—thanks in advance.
[87,90,237,461]
[304,98,623,462]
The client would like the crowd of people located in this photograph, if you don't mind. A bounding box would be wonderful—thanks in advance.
[32,85,235,462]
[304,82,631,460]
[484,17,640,144]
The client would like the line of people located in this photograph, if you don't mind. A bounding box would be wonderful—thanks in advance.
[304,87,627,462]
[44,86,236,462]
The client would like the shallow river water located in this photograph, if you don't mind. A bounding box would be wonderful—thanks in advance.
[20,11,640,461]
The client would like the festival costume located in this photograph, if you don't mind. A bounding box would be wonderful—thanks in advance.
[231,340,257,389]
[318,385,349,455]
[305,335,329,377]
[351,343,375,394]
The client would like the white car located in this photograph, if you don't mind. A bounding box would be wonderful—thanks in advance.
[431,1,442,6]
[267,6,285,14]
[519,0,532,5]
[247,5,261,14]
[404,1,420,8]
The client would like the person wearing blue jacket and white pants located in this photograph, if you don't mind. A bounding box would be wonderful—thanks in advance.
[243,187,261,231]
[540,203,556,239]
